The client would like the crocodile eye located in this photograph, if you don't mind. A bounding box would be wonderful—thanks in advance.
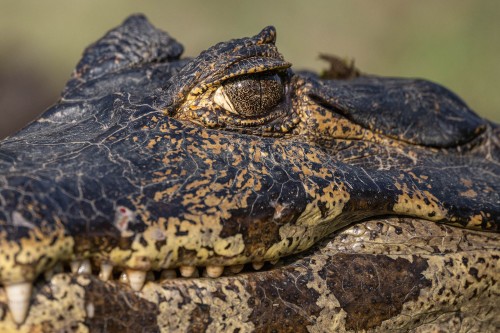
[214,73,284,117]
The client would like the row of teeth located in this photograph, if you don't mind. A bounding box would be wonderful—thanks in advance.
[2,259,279,325]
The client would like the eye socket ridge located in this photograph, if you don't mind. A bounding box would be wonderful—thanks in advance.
[214,71,286,118]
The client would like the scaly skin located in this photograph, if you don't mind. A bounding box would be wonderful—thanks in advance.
[0,15,498,332]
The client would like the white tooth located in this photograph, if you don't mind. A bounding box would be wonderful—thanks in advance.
[270,259,279,265]
[126,269,147,291]
[78,259,92,275]
[99,263,113,281]
[70,260,81,274]
[5,282,32,324]
[161,269,177,279]
[229,264,244,274]
[252,261,264,270]
[179,266,196,278]
[119,272,129,284]
[205,265,224,278]
[86,302,95,319]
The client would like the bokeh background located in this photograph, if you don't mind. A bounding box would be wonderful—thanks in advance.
[1,0,499,139]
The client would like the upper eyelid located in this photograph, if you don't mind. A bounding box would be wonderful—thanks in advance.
[191,59,291,95]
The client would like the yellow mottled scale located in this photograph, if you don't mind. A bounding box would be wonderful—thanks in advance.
[264,222,334,260]
[107,212,248,270]
[265,170,351,259]
[0,226,74,284]
[393,182,448,222]
[468,212,494,230]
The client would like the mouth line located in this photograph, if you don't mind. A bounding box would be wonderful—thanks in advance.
[1,212,488,296]
[0,246,297,325]
[37,255,286,287]
[0,213,438,322]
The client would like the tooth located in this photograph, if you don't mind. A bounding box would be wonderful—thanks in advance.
[252,261,264,270]
[70,260,81,274]
[270,259,279,265]
[205,265,224,278]
[78,259,92,274]
[119,272,129,284]
[229,264,244,274]
[179,265,196,278]
[99,263,113,281]
[5,282,32,324]
[86,302,95,319]
[161,269,177,279]
[126,269,147,291]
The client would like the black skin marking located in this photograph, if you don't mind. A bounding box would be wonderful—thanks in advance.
[320,254,431,330]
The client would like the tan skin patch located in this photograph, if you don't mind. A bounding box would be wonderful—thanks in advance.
[461,188,478,198]
[393,182,448,221]
[467,212,490,229]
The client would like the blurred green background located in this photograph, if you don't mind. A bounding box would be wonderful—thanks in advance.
[1,0,499,138]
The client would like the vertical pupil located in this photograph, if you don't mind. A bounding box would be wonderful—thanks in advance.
[224,73,283,117]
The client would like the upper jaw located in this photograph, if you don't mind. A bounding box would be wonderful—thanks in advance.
[0,113,310,275]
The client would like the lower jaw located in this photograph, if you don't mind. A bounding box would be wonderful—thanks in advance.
[0,217,498,333]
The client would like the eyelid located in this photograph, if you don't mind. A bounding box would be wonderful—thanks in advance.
[220,57,291,82]
[193,57,291,94]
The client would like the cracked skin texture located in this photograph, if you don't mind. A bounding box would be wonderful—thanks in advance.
[0,14,498,332]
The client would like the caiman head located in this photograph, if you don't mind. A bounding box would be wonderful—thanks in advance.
[0,15,498,332]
